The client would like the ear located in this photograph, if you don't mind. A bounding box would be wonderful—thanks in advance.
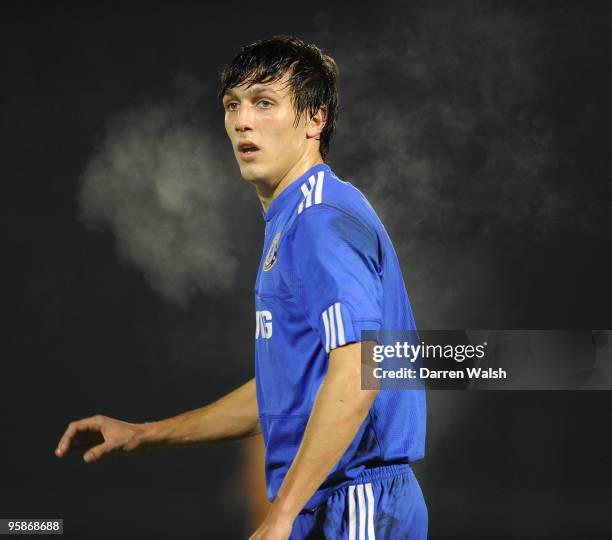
[306,106,327,141]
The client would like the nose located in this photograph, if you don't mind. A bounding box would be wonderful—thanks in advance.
[235,102,254,132]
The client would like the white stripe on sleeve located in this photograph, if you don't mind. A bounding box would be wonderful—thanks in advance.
[300,182,311,198]
[334,301,346,346]
[314,170,324,204]
[305,175,316,209]
[322,309,331,353]
[328,304,337,349]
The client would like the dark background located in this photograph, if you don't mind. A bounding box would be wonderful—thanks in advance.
[2,0,612,538]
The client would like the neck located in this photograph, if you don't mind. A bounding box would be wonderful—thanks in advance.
[256,155,324,212]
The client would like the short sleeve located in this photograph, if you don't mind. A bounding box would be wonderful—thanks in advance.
[284,205,383,353]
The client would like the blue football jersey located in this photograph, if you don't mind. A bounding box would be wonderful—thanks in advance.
[254,162,426,510]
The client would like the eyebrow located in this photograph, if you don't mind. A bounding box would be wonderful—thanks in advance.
[223,85,283,99]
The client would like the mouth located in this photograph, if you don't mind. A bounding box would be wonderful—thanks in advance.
[238,143,260,160]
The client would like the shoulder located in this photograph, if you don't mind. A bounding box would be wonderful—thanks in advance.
[289,166,380,241]
[296,166,377,217]
[283,206,379,268]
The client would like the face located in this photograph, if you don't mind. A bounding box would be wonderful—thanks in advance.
[223,71,315,187]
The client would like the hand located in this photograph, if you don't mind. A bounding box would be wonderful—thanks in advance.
[247,510,294,540]
[55,414,151,463]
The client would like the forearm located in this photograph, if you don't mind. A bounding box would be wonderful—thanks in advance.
[271,344,378,520]
[142,377,260,449]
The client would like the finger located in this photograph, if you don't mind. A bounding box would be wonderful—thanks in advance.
[83,441,115,463]
[56,416,104,457]
[55,420,87,456]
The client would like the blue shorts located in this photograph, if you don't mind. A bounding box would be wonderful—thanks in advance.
[290,464,428,540]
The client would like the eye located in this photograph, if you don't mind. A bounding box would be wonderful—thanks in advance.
[225,102,239,111]
[258,100,273,109]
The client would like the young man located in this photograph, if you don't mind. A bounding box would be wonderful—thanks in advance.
[56,36,427,539]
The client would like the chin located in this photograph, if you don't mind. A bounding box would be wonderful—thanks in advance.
[238,162,256,177]
[238,163,266,183]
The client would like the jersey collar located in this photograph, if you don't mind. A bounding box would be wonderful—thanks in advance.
[262,163,331,222]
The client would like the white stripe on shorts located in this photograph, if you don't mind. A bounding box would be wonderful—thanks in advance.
[348,482,376,540]
[357,484,366,540]
[348,485,356,540]
[365,482,376,539]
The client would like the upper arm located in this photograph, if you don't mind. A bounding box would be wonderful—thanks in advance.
[327,341,380,401]
[328,342,362,377]
[284,206,383,354]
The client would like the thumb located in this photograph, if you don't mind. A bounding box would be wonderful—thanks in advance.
[83,441,115,463]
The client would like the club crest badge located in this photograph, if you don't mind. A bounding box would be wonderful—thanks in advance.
[263,233,281,272]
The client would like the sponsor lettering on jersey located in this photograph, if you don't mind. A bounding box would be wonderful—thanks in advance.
[255,310,273,339]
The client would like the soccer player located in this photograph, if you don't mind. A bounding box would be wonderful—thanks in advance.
[56,35,427,539]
